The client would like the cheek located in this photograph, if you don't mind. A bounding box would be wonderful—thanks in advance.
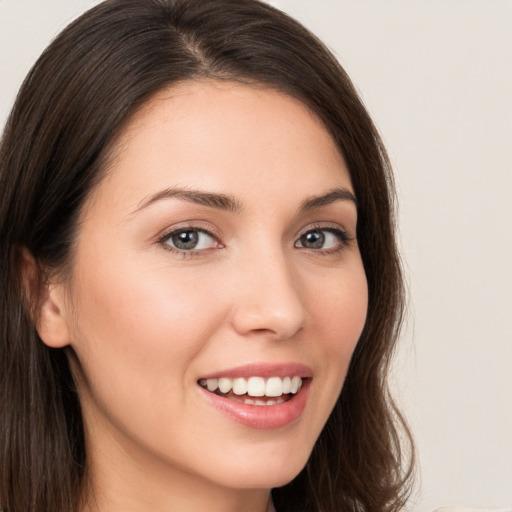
[306,262,368,410]
[311,264,368,355]
[68,251,223,406]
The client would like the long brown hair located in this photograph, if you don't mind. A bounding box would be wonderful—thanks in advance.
[0,1,414,510]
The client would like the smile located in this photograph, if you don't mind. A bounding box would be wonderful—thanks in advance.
[199,376,303,406]
[197,364,312,429]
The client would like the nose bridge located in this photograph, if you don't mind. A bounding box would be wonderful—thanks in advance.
[230,242,306,339]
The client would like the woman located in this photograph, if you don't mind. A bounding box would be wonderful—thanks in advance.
[0,0,414,511]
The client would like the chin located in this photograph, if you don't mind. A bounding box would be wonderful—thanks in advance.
[210,448,309,490]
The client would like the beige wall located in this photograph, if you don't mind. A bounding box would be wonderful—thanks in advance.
[1,1,511,510]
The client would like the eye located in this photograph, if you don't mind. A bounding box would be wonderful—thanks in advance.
[162,228,218,252]
[295,228,350,251]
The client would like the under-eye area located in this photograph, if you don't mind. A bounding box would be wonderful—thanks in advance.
[198,376,307,406]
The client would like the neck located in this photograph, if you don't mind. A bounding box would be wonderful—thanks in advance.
[80,426,272,512]
[81,470,272,512]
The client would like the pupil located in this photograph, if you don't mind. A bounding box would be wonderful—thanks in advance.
[303,230,324,249]
[172,230,199,250]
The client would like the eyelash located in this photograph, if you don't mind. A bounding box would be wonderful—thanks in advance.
[295,224,353,255]
[158,224,353,257]
[158,225,221,258]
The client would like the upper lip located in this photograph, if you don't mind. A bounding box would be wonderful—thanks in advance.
[198,362,313,381]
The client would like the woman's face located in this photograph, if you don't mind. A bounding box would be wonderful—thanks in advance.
[57,81,368,499]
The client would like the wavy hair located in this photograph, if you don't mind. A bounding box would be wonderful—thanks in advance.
[0,1,414,510]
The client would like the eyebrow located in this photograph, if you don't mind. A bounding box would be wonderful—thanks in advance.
[132,185,356,215]
[299,187,357,212]
[132,187,243,214]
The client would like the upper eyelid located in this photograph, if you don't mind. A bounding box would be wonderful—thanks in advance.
[158,227,221,255]
[157,222,221,243]
[295,222,352,240]
[156,221,353,249]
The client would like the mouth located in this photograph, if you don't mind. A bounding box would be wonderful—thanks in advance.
[198,376,304,406]
[197,364,312,429]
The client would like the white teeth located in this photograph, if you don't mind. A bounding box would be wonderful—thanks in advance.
[232,377,247,395]
[247,376,265,396]
[200,376,303,398]
[206,378,218,392]
[218,378,232,394]
[265,376,283,397]
[233,396,286,406]
[290,376,302,394]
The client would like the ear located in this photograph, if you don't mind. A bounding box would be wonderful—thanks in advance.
[19,247,71,348]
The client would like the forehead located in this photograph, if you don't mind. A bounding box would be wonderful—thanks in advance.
[87,80,352,215]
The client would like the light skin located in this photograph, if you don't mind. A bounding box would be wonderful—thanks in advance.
[35,81,368,512]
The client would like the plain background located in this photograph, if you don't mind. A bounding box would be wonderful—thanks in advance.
[1,1,511,511]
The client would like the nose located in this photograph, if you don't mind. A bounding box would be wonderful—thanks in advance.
[229,249,306,341]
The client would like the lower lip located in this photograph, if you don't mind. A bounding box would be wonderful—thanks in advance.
[198,380,311,430]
